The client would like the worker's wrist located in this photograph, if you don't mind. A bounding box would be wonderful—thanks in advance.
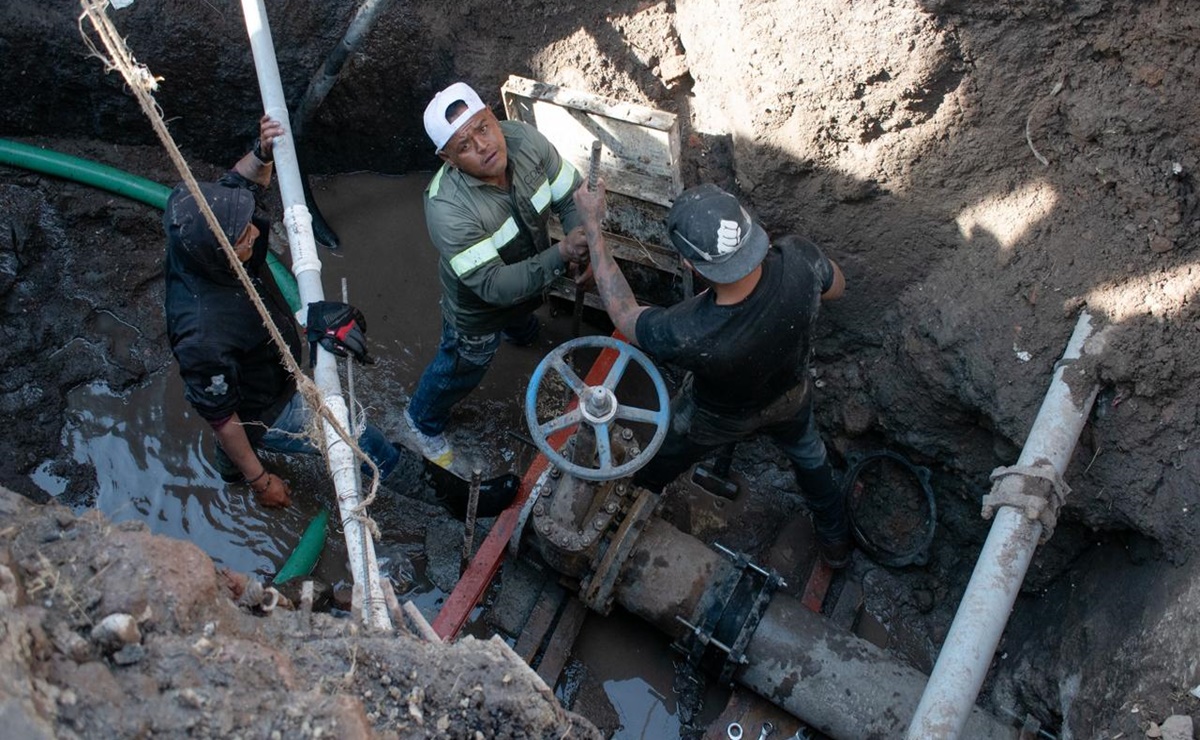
[252,137,273,164]
[247,468,269,490]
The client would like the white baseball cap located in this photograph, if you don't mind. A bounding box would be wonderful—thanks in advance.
[423,82,487,153]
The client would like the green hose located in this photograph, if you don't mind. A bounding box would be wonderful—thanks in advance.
[273,508,330,585]
[0,138,301,314]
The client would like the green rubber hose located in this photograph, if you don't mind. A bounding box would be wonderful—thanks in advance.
[273,508,330,585]
[0,138,302,314]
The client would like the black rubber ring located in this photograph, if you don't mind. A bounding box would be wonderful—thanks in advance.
[844,450,937,568]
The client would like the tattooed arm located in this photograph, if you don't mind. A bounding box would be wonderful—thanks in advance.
[572,181,647,344]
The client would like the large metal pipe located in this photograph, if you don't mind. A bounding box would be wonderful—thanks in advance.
[615,518,1017,739]
[907,310,1101,738]
[241,0,391,631]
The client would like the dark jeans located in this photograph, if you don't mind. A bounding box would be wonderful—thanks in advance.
[216,392,400,481]
[634,380,848,545]
[407,314,540,436]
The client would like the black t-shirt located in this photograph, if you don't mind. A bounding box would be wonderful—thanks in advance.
[164,174,301,443]
[635,235,834,413]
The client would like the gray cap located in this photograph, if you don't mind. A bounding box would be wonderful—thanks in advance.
[666,184,769,283]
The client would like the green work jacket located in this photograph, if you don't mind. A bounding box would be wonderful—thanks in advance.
[424,120,583,334]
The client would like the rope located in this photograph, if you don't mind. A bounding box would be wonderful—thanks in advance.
[78,1,382,531]
[982,461,1072,542]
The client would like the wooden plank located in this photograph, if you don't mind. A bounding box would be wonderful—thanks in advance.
[535,596,589,687]
[547,221,682,277]
[547,277,606,312]
[829,579,863,632]
[502,75,677,130]
[514,582,567,662]
[502,75,682,207]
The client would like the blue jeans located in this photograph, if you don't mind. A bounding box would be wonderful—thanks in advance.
[407,314,539,436]
[258,392,400,480]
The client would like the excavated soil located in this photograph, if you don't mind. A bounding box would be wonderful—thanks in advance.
[1,0,1199,737]
[0,487,598,739]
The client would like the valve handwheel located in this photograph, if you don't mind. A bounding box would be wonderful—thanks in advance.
[525,336,670,481]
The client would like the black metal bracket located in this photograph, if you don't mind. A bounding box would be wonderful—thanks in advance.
[671,543,785,686]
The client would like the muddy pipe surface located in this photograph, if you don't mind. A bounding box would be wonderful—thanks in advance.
[613,518,1016,740]
[615,517,726,635]
[742,598,1015,740]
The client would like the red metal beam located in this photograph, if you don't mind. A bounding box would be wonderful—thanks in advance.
[432,335,626,640]
[800,560,833,613]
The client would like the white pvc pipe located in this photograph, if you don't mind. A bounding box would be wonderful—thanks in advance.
[907,310,1100,739]
[241,0,391,632]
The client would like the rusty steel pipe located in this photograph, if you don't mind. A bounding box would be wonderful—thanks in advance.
[609,518,1016,739]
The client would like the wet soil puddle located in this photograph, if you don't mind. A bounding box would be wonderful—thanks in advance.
[31,171,700,737]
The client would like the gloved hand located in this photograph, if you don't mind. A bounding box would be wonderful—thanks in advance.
[306,300,373,366]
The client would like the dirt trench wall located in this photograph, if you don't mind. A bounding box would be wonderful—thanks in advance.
[2,0,1199,735]
[674,0,1199,553]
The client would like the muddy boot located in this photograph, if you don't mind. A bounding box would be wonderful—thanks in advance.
[792,462,852,569]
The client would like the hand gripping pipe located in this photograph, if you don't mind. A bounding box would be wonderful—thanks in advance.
[907,310,1101,739]
[241,0,391,631]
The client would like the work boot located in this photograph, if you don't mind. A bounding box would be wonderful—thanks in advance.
[212,445,244,484]
[817,537,852,570]
[403,409,455,470]
[792,462,853,570]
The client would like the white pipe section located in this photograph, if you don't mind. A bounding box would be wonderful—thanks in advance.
[907,310,1100,739]
[241,0,391,632]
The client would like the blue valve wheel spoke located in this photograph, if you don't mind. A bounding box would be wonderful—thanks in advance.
[594,423,613,470]
[601,351,631,391]
[524,336,670,482]
[548,354,588,397]
[616,405,660,425]
[537,407,583,438]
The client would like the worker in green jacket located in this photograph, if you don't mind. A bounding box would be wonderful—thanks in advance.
[405,82,588,469]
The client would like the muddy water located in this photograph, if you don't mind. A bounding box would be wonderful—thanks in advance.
[564,607,729,738]
[33,171,704,736]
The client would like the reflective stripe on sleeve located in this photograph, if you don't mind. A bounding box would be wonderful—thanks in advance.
[427,166,446,198]
[449,218,519,276]
[548,160,578,202]
[530,178,552,213]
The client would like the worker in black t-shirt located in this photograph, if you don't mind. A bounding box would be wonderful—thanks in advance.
[573,182,851,568]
